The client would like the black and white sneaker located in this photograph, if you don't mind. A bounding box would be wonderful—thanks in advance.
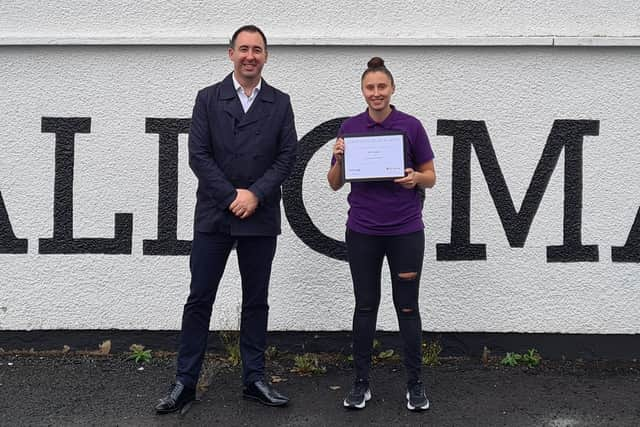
[343,379,372,409]
[406,381,430,411]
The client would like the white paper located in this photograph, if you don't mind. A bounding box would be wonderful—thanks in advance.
[343,133,405,181]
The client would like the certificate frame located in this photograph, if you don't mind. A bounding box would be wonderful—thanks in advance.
[341,131,407,182]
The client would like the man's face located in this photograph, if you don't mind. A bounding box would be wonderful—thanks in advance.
[229,31,267,82]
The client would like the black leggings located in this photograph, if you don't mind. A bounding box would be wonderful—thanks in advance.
[346,228,425,384]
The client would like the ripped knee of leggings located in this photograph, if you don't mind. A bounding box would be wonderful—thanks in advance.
[397,304,419,318]
[397,271,418,281]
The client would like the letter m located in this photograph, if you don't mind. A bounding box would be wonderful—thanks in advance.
[436,120,599,262]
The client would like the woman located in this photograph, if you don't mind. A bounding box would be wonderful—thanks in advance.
[328,57,436,411]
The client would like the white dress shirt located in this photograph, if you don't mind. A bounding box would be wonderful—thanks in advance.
[232,73,261,113]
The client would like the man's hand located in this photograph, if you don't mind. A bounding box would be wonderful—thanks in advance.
[229,189,259,219]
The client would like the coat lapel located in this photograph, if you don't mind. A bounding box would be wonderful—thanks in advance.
[237,80,275,128]
[220,73,244,122]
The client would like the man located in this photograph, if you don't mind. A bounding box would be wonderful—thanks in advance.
[155,25,297,414]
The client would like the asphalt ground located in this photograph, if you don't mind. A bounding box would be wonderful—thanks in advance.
[1,351,639,426]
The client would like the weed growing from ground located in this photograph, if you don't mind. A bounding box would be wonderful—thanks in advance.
[265,345,278,360]
[371,339,401,363]
[481,346,491,367]
[422,340,442,366]
[98,340,112,355]
[521,349,542,367]
[219,331,241,367]
[128,344,152,364]
[501,352,522,367]
[376,349,395,360]
[501,349,541,367]
[291,353,326,376]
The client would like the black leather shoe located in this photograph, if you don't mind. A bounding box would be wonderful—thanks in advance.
[155,381,196,414]
[243,380,289,407]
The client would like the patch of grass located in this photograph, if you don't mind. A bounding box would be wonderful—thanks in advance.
[127,344,152,364]
[291,353,327,376]
[501,349,542,368]
[219,331,241,367]
[422,340,442,366]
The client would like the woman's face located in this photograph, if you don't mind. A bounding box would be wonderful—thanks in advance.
[361,71,395,113]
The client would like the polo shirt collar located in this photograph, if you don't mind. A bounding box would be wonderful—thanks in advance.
[365,105,397,129]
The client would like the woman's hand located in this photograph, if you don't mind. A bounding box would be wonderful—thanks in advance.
[394,161,436,190]
[328,137,346,191]
[333,138,345,161]
[394,168,420,189]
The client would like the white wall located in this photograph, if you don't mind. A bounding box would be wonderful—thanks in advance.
[1,2,640,333]
[2,0,640,39]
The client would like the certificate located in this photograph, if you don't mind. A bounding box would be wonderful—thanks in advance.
[342,132,406,182]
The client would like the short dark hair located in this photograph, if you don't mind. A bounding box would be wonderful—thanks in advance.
[361,56,395,87]
[230,25,268,50]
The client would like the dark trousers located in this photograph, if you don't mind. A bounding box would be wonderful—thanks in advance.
[346,228,425,385]
[176,231,277,388]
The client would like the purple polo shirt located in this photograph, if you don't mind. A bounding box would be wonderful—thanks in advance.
[334,107,434,235]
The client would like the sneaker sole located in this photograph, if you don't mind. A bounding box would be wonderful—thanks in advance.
[343,389,372,409]
[406,391,430,411]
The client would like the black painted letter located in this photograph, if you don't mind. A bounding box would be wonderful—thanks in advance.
[0,192,27,253]
[436,120,599,262]
[143,118,192,255]
[611,207,640,262]
[38,117,133,254]
[283,117,349,261]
